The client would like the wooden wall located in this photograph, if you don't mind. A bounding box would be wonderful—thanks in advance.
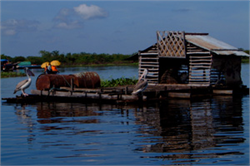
[138,31,243,87]
[212,55,242,87]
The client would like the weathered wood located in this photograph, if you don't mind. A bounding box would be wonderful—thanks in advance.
[31,90,147,101]
[60,87,102,93]
[189,52,212,84]
[140,57,159,60]
[139,68,159,71]
[168,92,191,98]
[3,84,248,104]
[189,66,211,69]
[140,71,159,74]
[71,78,74,91]
[189,79,210,82]
[140,64,159,67]
[189,73,211,76]
[140,52,158,55]
[191,59,212,62]
[213,90,233,95]
[190,62,212,65]
[157,31,186,58]
[189,75,210,78]
[189,55,212,58]
[139,51,159,85]
[140,62,159,64]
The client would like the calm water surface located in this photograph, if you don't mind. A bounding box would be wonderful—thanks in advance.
[1,65,249,165]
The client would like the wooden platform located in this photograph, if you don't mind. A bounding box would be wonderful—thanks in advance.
[2,84,248,104]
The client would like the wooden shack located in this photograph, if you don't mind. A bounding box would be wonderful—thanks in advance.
[2,31,249,104]
[137,31,249,88]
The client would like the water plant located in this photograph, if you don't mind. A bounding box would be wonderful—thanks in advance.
[101,77,138,87]
[1,71,26,78]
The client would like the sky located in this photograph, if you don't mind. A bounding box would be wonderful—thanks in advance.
[0,1,249,57]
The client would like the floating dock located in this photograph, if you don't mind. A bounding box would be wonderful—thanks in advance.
[2,84,248,104]
[2,30,250,104]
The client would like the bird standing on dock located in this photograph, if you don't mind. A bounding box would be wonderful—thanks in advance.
[132,69,148,95]
[13,67,35,96]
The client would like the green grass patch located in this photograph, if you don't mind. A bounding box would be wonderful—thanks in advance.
[242,57,249,63]
[101,77,138,87]
[1,71,26,78]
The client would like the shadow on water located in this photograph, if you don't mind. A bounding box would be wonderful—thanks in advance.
[136,96,246,164]
[4,95,247,165]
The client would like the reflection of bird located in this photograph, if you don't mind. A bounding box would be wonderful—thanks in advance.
[132,69,148,95]
[14,67,35,96]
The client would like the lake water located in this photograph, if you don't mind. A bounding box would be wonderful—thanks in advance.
[1,64,249,165]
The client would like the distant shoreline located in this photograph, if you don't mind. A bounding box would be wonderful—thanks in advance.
[61,62,138,67]
[1,62,138,78]
[2,61,248,78]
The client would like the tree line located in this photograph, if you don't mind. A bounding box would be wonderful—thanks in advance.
[1,50,134,66]
[1,49,249,65]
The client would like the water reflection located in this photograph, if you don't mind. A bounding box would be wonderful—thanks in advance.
[135,96,245,164]
[11,95,247,164]
[36,103,102,124]
[14,105,36,144]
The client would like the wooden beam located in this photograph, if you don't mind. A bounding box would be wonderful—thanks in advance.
[140,62,159,64]
[213,90,233,95]
[168,92,191,99]
[140,53,158,55]
[185,33,209,36]
[189,55,212,58]
[31,90,147,101]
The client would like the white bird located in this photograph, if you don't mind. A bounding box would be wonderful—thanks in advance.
[132,69,148,95]
[13,67,35,96]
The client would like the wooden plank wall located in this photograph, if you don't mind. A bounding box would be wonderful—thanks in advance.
[186,41,213,85]
[138,31,226,85]
[188,53,212,85]
[139,52,159,84]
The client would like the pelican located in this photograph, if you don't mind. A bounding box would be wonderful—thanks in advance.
[13,67,35,96]
[132,69,148,95]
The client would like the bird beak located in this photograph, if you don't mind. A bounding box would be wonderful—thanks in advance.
[27,69,35,76]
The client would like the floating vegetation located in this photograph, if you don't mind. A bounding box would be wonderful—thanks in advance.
[101,77,138,87]
[1,71,26,78]
[241,56,249,63]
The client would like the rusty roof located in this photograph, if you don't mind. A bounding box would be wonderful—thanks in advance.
[185,34,249,57]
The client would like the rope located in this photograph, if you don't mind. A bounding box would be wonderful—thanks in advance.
[60,75,71,87]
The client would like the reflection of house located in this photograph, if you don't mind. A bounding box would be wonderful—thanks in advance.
[134,31,249,87]
[135,100,215,154]
[134,97,245,160]
[36,103,102,124]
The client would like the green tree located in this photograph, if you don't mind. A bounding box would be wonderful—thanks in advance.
[1,54,13,61]
[12,56,26,63]
[39,50,52,62]
[26,56,43,64]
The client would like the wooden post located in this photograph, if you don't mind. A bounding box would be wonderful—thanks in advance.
[125,86,128,95]
[71,78,74,91]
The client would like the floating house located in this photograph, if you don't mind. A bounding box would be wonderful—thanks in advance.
[135,31,249,88]
[2,31,249,104]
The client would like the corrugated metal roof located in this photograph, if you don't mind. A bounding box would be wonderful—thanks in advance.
[185,34,249,57]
